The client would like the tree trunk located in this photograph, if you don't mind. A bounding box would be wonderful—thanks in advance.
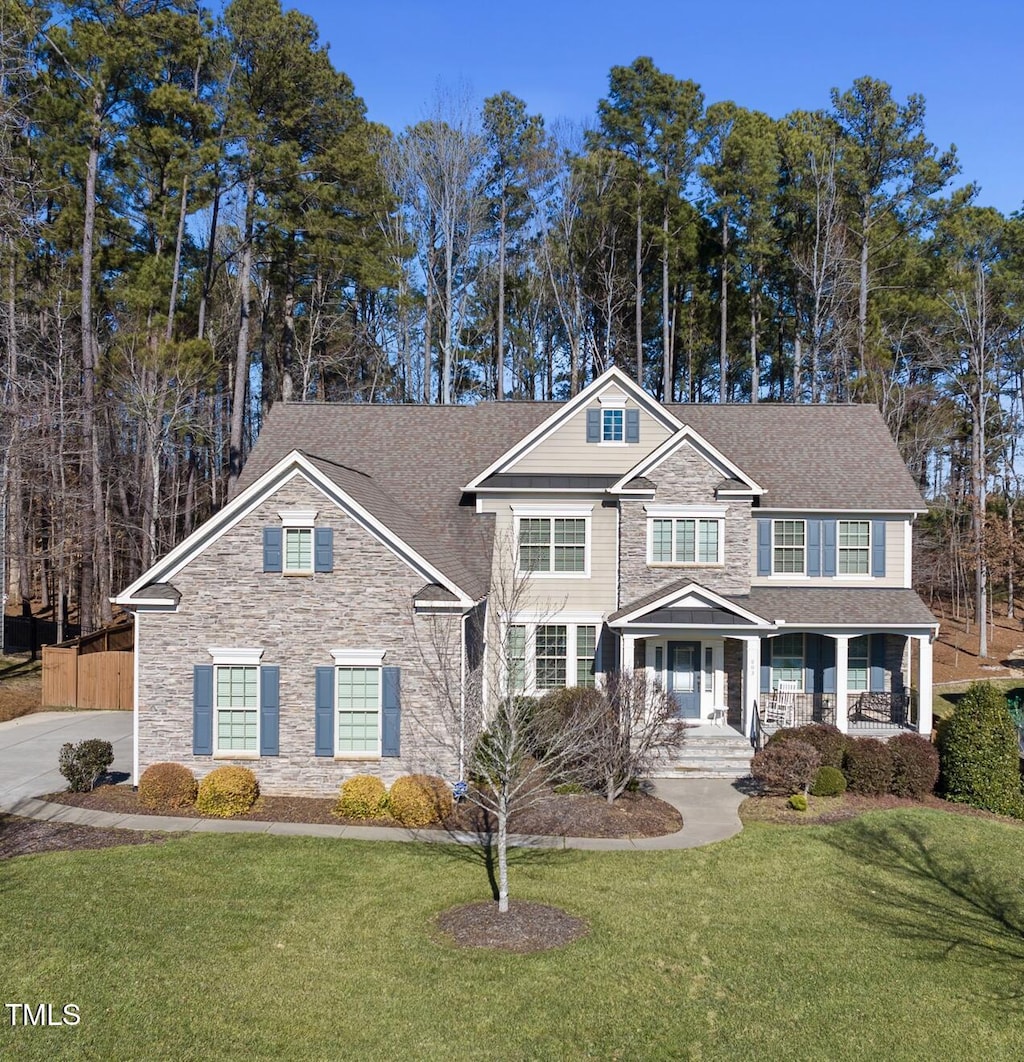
[496,193,506,400]
[661,196,671,400]
[719,209,729,402]
[857,198,869,375]
[228,173,255,491]
[497,796,509,914]
[634,179,643,383]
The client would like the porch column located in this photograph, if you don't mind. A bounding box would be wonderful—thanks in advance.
[621,633,637,675]
[739,635,760,739]
[916,634,933,738]
[834,634,849,734]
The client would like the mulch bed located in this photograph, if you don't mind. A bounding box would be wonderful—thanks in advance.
[435,900,589,953]
[45,784,683,839]
[0,813,177,860]
[739,792,1024,827]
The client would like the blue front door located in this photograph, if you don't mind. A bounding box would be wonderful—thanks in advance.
[668,641,701,719]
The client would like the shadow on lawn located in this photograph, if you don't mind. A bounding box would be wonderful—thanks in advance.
[827,818,1024,1005]
[413,804,570,903]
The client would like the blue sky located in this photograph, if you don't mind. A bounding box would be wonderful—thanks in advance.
[292,0,1023,215]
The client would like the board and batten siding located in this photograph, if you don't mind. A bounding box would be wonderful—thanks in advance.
[135,475,459,795]
[510,386,672,475]
[478,495,618,615]
[749,514,908,588]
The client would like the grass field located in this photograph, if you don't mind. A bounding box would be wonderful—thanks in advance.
[2,809,1023,1060]
[933,677,1024,723]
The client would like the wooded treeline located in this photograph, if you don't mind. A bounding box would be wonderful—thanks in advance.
[1,0,1022,653]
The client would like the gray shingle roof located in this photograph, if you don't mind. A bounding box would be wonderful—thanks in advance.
[237,399,926,600]
[667,403,926,511]
[736,587,938,627]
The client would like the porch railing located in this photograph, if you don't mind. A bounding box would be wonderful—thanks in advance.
[758,689,915,732]
[759,692,836,729]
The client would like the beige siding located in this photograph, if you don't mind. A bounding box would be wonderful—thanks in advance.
[749,515,907,588]
[511,386,672,474]
[479,495,618,615]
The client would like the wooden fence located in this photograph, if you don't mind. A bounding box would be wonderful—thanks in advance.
[41,624,134,710]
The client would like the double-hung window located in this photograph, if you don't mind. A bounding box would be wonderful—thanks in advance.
[505,621,598,693]
[773,520,806,574]
[284,528,312,573]
[216,665,258,752]
[336,667,380,754]
[838,520,870,575]
[770,633,804,690]
[847,635,869,690]
[515,508,591,576]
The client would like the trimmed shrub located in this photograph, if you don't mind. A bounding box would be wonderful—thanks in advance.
[810,765,847,798]
[388,775,452,827]
[195,766,259,818]
[768,724,846,769]
[58,739,114,792]
[751,740,821,796]
[334,774,389,820]
[788,793,808,811]
[889,733,940,800]
[138,762,198,810]
[940,682,1024,818]
[843,737,894,796]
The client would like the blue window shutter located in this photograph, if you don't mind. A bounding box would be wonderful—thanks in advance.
[760,640,771,691]
[381,666,401,758]
[870,634,886,692]
[804,634,819,693]
[807,520,821,577]
[586,408,600,443]
[260,666,280,756]
[820,636,836,694]
[263,527,282,573]
[871,520,886,577]
[822,520,837,577]
[315,667,334,756]
[193,665,214,756]
[756,519,772,576]
[314,527,334,573]
[625,408,640,444]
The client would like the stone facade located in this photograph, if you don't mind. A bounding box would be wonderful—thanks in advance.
[618,444,753,605]
[136,475,460,795]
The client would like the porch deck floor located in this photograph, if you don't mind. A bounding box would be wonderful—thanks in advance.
[682,723,747,740]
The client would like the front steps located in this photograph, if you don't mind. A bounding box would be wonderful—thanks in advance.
[653,726,754,780]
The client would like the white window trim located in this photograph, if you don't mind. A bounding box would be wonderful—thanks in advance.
[837,519,872,577]
[209,650,263,758]
[598,394,627,407]
[278,509,318,527]
[330,649,387,666]
[504,619,601,695]
[646,515,725,566]
[334,660,384,758]
[512,507,592,579]
[771,518,807,577]
[282,526,314,575]
[645,504,728,518]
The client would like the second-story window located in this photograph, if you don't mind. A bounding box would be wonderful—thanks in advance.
[838,520,870,574]
[773,520,806,574]
[284,527,313,573]
[651,517,722,565]
[602,407,624,442]
[517,517,587,574]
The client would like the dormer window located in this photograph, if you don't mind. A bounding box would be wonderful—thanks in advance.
[602,407,624,442]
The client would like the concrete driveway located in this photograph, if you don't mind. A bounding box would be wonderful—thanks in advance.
[0,710,133,808]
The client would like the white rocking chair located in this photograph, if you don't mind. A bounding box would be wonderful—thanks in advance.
[764,680,798,728]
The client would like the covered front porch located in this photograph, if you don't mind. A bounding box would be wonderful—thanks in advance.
[608,582,938,744]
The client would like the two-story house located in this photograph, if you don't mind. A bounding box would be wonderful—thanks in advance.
[115,367,938,794]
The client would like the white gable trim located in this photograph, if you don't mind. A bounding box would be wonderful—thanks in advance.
[610,581,770,628]
[114,451,475,608]
[609,425,764,496]
[463,367,683,491]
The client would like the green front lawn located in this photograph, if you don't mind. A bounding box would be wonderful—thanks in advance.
[3,811,1024,1059]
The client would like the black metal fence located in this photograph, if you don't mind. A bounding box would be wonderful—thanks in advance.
[3,616,80,654]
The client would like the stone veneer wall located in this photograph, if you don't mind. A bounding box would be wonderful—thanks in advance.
[136,475,460,795]
[618,449,753,603]
[723,638,743,726]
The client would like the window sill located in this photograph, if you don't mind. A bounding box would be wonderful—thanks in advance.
[648,562,724,569]
[519,571,590,579]
[283,571,314,578]
[334,754,382,762]
[214,751,260,760]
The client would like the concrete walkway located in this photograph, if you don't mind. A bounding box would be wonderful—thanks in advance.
[0,711,747,851]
